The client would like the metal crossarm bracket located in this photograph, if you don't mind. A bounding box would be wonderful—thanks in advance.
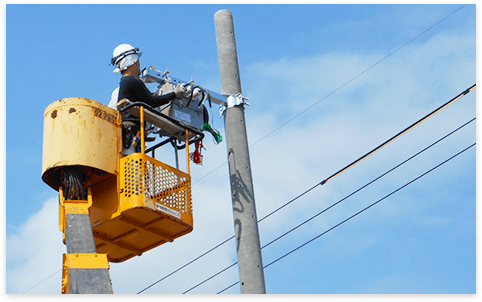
[141,67,228,107]
[219,93,250,117]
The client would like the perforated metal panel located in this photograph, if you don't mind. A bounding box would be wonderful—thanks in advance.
[119,153,192,225]
[144,160,191,215]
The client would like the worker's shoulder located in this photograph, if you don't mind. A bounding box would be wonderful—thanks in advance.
[121,75,144,85]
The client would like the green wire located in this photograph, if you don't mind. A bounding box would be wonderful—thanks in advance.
[202,123,223,144]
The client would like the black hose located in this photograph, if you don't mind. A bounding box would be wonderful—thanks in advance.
[187,86,204,108]
[62,166,86,200]
[197,89,206,107]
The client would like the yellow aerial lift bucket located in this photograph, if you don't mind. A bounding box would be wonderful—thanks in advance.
[89,153,193,262]
[43,97,195,263]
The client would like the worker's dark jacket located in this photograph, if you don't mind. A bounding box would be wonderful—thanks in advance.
[118,75,176,123]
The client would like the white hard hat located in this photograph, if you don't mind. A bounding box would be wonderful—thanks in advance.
[111,44,143,73]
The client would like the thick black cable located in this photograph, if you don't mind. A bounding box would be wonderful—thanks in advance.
[321,84,475,185]
[217,142,476,294]
[62,166,87,200]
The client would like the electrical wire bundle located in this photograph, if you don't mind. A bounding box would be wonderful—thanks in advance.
[202,123,223,144]
[62,166,87,200]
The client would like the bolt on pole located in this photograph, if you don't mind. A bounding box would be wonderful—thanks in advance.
[214,9,266,294]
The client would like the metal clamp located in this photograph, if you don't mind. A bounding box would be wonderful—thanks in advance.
[219,94,250,117]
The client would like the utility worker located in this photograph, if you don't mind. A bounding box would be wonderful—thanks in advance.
[109,44,186,154]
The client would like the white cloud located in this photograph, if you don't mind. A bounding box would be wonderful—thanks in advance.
[6,197,65,294]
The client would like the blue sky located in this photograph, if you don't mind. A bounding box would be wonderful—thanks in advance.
[5,3,477,295]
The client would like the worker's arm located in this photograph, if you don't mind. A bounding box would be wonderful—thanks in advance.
[150,91,176,107]
[119,76,176,108]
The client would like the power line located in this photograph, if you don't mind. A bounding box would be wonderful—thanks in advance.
[217,142,476,294]
[182,262,238,294]
[259,119,475,252]
[252,85,475,228]
[136,235,235,294]
[320,84,475,185]
[23,269,61,294]
[182,122,475,294]
[137,84,475,293]
[267,143,476,272]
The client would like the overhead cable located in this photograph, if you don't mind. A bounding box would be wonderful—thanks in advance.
[138,84,475,294]
[259,119,475,251]
[319,84,475,186]
[182,125,475,294]
[22,269,61,294]
[217,142,476,294]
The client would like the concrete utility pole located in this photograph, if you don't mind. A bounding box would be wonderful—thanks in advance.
[214,9,266,294]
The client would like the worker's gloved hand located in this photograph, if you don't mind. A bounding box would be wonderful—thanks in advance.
[174,83,187,99]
